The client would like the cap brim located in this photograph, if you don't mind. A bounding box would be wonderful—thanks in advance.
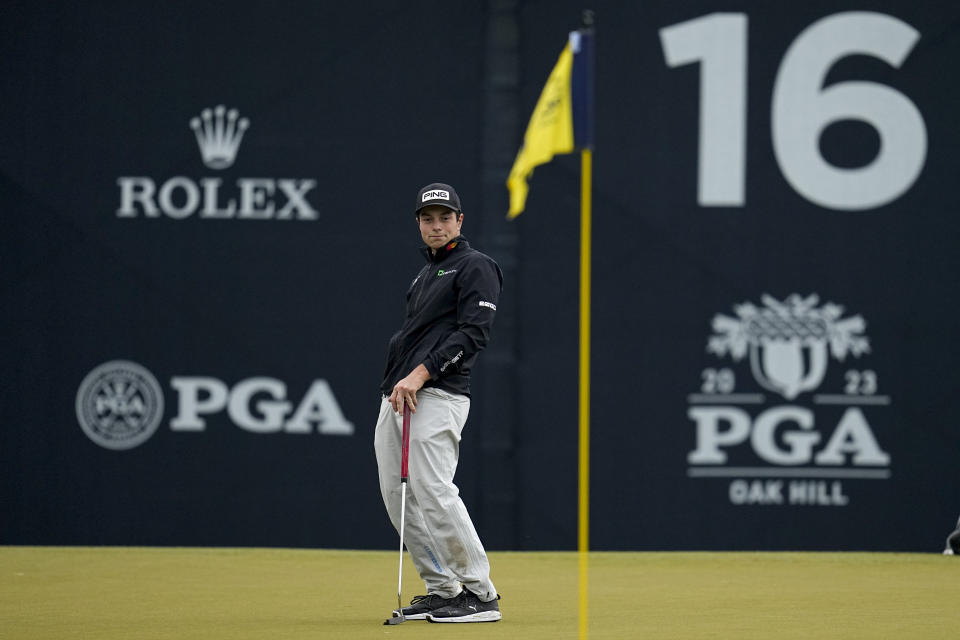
[416,201,460,214]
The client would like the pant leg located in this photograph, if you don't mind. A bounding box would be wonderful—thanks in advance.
[405,388,497,602]
[374,396,460,598]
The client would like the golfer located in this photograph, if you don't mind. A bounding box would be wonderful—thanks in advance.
[374,182,503,623]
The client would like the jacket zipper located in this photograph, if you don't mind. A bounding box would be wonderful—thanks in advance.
[411,264,432,314]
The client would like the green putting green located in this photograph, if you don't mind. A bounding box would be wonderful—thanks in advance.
[1,547,956,639]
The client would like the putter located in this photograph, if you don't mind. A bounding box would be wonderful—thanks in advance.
[384,403,412,625]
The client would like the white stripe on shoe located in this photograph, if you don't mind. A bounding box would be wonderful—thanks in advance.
[427,610,502,623]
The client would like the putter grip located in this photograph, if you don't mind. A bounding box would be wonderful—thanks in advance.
[400,405,411,482]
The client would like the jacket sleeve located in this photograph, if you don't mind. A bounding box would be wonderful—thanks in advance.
[423,255,503,379]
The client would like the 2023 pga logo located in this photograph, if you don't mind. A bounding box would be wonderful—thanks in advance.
[76,360,354,450]
[686,295,892,507]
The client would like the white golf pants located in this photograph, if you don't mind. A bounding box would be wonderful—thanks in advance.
[374,387,497,601]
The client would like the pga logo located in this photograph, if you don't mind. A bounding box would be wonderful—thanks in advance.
[708,293,869,400]
[688,405,889,466]
[688,294,891,473]
[170,376,353,435]
[77,361,353,450]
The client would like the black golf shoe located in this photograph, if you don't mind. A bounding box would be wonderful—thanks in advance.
[426,590,501,623]
[397,593,460,620]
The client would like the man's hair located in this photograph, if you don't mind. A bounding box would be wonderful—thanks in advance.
[416,207,463,221]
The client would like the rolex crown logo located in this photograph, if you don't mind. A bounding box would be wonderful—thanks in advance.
[189,105,250,170]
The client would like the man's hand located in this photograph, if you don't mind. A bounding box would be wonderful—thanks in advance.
[389,364,432,413]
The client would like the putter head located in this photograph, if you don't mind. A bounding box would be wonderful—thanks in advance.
[383,611,405,625]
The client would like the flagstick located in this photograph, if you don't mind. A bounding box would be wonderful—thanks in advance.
[578,147,592,640]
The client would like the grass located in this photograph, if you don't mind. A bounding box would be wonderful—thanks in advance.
[1,547,957,639]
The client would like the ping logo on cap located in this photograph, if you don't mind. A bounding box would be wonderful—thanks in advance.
[422,190,450,202]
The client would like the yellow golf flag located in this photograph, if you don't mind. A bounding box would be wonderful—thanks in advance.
[506,41,575,218]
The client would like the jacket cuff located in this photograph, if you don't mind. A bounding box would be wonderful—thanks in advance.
[422,361,438,380]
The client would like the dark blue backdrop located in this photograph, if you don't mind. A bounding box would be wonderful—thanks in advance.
[2,0,958,551]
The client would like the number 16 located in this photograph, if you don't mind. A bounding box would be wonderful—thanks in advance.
[660,11,926,211]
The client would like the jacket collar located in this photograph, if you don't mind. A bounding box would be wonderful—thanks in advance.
[421,235,468,263]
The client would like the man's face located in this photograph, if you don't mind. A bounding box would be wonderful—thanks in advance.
[418,205,463,251]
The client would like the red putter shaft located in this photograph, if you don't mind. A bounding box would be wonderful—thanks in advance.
[401,403,411,481]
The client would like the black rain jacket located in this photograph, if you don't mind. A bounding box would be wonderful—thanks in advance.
[380,237,503,397]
